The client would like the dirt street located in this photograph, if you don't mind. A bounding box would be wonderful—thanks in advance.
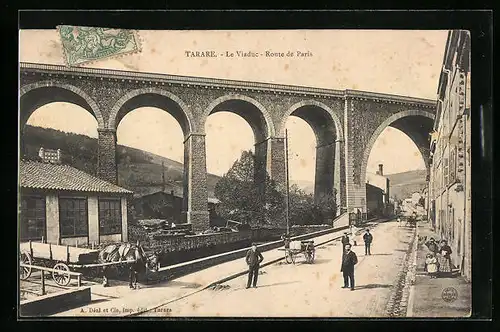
[139,220,415,317]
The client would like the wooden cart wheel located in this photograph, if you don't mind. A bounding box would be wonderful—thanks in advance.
[285,250,293,264]
[20,251,32,280]
[52,263,71,286]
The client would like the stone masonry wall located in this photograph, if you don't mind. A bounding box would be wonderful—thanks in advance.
[97,129,118,184]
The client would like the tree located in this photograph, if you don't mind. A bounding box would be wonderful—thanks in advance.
[215,150,285,227]
[288,185,336,226]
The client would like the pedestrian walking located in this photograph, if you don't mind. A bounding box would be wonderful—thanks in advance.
[363,229,373,255]
[245,243,264,288]
[340,244,358,291]
[425,253,438,278]
[437,240,453,277]
[397,217,402,227]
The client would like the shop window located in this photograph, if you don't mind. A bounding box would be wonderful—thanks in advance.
[20,196,46,241]
[59,197,88,237]
[99,198,122,235]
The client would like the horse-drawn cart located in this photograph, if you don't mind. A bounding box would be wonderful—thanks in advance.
[280,240,315,264]
[19,241,135,286]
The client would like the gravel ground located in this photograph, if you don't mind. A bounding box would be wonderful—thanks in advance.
[139,221,415,317]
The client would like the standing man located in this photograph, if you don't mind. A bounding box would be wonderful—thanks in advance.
[341,232,350,249]
[363,229,373,255]
[341,244,358,291]
[245,243,264,289]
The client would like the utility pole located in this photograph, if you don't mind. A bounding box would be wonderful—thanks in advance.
[161,161,166,192]
[285,129,290,236]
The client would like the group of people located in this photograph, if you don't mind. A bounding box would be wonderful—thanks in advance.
[424,238,453,278]
[244,229,374,290]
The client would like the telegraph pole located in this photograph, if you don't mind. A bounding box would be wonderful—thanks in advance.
[161,161,166,192]
[285,129,290,236]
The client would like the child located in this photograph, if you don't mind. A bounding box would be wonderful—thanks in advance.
[425,253,438,278]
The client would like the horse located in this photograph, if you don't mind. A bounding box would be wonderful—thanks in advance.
[97,242,161,289]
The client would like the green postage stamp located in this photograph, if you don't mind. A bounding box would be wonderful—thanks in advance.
[57,26,141,66]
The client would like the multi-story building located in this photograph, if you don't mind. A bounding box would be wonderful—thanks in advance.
[428,30,471,281]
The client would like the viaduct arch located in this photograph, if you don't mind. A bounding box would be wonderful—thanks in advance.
[19,63,436,231]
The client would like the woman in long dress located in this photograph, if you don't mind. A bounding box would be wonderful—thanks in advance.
[437,240,453,277]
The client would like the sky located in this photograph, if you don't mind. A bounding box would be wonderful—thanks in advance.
[20,29,448,183]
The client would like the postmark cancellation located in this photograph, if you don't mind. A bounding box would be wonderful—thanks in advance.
[57,26,141,67]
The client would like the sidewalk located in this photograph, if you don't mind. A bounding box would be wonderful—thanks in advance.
[53,226,353,317]
[407,223,471,317]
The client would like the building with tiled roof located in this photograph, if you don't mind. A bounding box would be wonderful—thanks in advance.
[19,148,133,246]
[131,186,221,226]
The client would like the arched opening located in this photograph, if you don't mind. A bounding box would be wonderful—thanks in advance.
[362,112,434,219]
[110,90,191,136]
[20,83,103,131]
[204,96,273,188]
[20,102,100,175]
[203,96,275,227]
[116,107,184,189]
[205,112,255,178]
[285,116,316,192]
[112,91,191,226]
[281,102,342,212]
[19,84,103,170]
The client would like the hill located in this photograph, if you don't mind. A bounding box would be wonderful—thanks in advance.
[386,170,427,200]
[21,125,221,198]
[289,169,428,201]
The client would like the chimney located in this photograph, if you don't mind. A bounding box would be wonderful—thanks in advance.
[378,164,384,176]
[39,147,62,164]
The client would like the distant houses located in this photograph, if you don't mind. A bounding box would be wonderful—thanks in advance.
[131,186,222,226]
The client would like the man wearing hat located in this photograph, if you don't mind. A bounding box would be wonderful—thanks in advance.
[363,229,373,255]
[245,243,264,288]
[341,232,350,249]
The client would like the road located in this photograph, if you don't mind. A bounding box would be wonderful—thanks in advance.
[52,224,355,317]
[138,220,415,317]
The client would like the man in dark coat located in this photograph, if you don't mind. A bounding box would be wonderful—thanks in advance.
[341,232,350,248]
[363,229,373,255]
[341,244,358,291]
[245,243,264,288]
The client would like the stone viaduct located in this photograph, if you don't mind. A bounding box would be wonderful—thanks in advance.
[19,62,436,232]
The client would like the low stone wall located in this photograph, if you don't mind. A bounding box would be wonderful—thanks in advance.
[291,225,332,236]
[20,287,91,317]
[149,230,253,254]
[147,225,332,263]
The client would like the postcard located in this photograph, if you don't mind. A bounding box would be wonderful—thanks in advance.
[19,27,472,318]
